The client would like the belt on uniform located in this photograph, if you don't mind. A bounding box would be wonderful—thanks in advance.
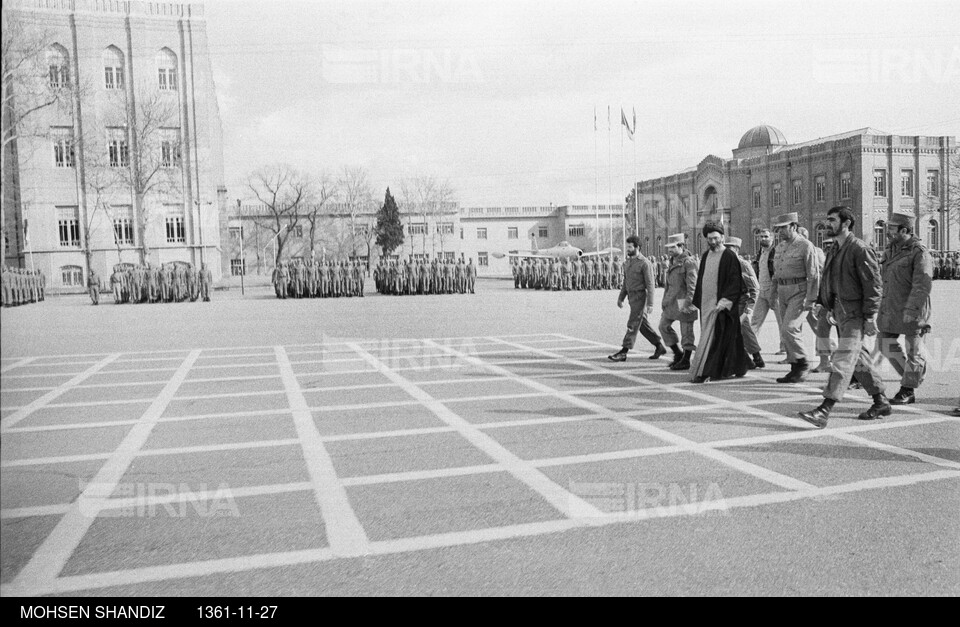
[777,277,807,285]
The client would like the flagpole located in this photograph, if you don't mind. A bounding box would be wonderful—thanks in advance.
[607,105,613,260]
[594,106,600,255]
[619,108,625,260]
[633,107,639,241]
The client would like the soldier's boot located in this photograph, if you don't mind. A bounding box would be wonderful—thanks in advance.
[670,350,692,371]
[648,344,668,360]
[798,398,835,429]
[776,358,809,384]
[607,349,628,362]
[752,353,766,369]
[667,345,683,367]
[890,387,916,405]
[858,394,892,420]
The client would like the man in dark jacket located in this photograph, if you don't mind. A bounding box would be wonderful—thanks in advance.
[799,206,889,428]
[877,213,933,405]
[608,235,667,362]
[659,233,699,370]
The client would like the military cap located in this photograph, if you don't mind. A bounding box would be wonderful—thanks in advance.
[772,212,799,227]
[724,236,743,248]
[888,212,915,229]
[664,233,686,247]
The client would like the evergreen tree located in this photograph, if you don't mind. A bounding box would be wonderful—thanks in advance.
[375,187,405,257]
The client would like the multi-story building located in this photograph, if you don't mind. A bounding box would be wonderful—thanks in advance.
[2,0,225,291]
[222,202,628,279]
[634,125,956,255]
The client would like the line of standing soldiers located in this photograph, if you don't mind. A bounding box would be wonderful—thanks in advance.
[101,262,213,306]
[512,256,622,290]
[375,258,476,295]
[272,259,366,299]
[650,255,672,288]
[932,251,959,280]
[1,267,46,307]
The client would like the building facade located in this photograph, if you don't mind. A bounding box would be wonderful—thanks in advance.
[634,125,957,256]
[222,202,628,279]
[2,0,225,291]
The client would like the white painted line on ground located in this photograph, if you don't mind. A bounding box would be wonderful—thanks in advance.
[0,504,72,519]
[184,374,284,384]
[275,346,370,557]
[531,444,687,468]
[43,398,155,409]
[0,354,123,432]
[101,481,314,511]
[138,438,301,458]
[1,452,112,468]
[348,342,604,520]
[5,468,956,596]
[0,357,37,374]
[340,464,504,486]
[487,338,815,492]
[114,356,190,364]
[7,350,201,592]
[321,426,457,443]
[172,390,286,402]
[190,362,280,371]
[4,419,141,434]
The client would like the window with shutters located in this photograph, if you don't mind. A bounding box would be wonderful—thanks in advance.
[57,206,80,247]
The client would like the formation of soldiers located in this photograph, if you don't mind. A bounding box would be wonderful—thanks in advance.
[1,267,46,307]
[375,258,476,295]
[511,256,622,290]
[104,262,213,305]
[271,259,367,299]
[931,251,960,280]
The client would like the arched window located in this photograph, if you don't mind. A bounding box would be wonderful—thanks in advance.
[815,223,827,249]
[103,46,124,90]
[60,265,83,287]
[157,48,178,91]
[928,219,939,250]
[46,44,70,88]
[874,220,886,249]
[753,228,763,253]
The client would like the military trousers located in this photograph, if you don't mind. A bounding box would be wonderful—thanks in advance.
[622,295,662,350]
[808,310,838,358]
[823,318,886,402]
[658,316,696,352]
[876,331,926,389]
[739,304,762,355]
[751,290,784,351]
[777,283,809,362]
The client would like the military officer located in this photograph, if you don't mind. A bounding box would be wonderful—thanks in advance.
[608,235,668,362]
[87,268,100,305]
[772,212,820,383]
[199,262,213,302]
[659,234,699,370]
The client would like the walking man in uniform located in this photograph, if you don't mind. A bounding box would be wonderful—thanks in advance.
[751,228,782,366]
[772,212,820,383]
[199,262,213,302]
[799,206,890,428]
[876,213,933,405]
[87,268,100,305]
[608,235,667,362]
[659,234,699,370]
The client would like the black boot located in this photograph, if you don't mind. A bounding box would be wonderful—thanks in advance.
[649,344,667,360]
[670,350,692,371]
[890,387,916,405]
[607,349,628,362]
[752,353,765,369]
[799,398,835,429]
[858,394,892,420]
[776,358,809,384]
[667,345,683,367]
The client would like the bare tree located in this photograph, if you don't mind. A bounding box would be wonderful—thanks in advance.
[334,166,375,259]
[1,7,68,261]
[399,175,455,258]
[246,164,314,265]
[301,173,336,262]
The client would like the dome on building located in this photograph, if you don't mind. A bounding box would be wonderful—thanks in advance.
[738,125,789,150]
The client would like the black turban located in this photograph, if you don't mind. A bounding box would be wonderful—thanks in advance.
[702,222,724,237]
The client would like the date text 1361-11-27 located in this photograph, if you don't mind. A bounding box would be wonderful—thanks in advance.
[198,606,277,619]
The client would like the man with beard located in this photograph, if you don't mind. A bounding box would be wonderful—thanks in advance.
[608,235,667,362]
[689,222,750,383]
[658,234,699,370]
[772,212,820,383]
[798,206,889,428]
[724,237,762,369]
[876,213,933,405]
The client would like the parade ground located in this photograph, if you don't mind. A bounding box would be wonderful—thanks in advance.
[1,279,958,596]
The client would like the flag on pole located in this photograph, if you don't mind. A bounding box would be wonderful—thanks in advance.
[23,219,29,246]
[621,108,634,141]
[594,106,597,132]
[633,107,637,137]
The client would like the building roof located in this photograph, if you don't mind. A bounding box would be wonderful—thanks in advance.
[781,127,887,151]
[737,125,789,150]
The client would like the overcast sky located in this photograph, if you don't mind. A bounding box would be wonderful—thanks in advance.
[205,0,960,206]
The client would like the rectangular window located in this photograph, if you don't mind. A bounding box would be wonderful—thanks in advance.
[57,206,80,247]
[874,169,887,197]
[901,169,914,197]
[158,68,178,91]
[107,128,129,167]
[476,228,487,239]
[478,252,489,266]
[61,265,84,287]
[815,175,826,202]
[442,251,456,262]
[507,227,519,239]
[165,206,186,243]
[752,186,761,209]
[229,226,244,240]
[793,180,802,205]
[231,259,246,276]
[568,224,585,238]
[927,170,940,196]
[408,223,427,235]
[538,226,549,238]
[773,183,782,208]
[112,205,134,245]
[437,222,454,235]
[52,128,75,168]
[840,172,851,199]
[160,131,181,168]
[48,64,69,89]
[286,224,303,237]
[104,66,124,90]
